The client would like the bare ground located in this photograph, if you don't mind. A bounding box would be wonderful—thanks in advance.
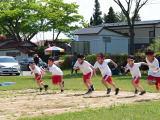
[0,90,160,120]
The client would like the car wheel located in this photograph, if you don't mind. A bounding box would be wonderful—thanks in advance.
[9,73,13,76]
[16,73,20,76]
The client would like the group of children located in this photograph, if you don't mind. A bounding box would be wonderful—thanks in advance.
[29,49,160,95]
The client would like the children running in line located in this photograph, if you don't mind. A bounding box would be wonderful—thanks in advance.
[46,57,64,93]
[145,49,160,90]
[73,54,95,94]
[124,55,147,95]
[29,62,48,92]
[94,53,120,95]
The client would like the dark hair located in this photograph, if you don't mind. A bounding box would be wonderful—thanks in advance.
[128,55,135,60]
[97,53,106,59]
[77,54,85,59]
[145,49,154,55]
[48,57,54,62]
[29,61,35,65]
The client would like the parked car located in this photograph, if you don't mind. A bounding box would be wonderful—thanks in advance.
[19,58,47,71]
[0,56,21,76]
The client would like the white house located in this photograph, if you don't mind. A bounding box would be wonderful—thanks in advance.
[73,20,160,54]
[73,27,129,54]
[0,39,37,60]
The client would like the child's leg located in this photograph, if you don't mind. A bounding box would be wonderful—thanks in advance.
[101,79,109,89]
[109,81,116,89]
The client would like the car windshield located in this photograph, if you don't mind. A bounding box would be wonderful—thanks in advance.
[21,58,33,62]
[0,58,17,63]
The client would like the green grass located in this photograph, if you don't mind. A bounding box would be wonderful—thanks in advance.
[0,70,157,92]
[19,101,160,120]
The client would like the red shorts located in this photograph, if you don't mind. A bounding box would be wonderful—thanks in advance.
[148,75,160,90]
[52,75,63,85]
[34,73,42,82]
[148,75,160,83]
[132,76,140,84]
[103,75,112,83]
[83,72,92,83]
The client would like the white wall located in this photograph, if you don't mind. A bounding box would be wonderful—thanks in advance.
[77,29,128,54]
[0,49,28,60]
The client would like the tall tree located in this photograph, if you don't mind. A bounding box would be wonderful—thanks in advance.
[90,0,103,26]
[113,0,149,54]
[103,7,119,23]
[0,0,82,41]
[0,0,44,41]
[43,0,83,40]
[117,11,141,22]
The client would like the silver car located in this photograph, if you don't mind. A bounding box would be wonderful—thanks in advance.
[0,56,21,76]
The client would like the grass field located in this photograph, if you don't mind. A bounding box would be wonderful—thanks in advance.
[0,70,159,120]
[19,101,160,120]
[0,70,157,92]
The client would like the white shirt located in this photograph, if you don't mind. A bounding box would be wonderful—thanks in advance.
[29,66,42,75]
[74,60,93,75]
[49,64,63,76]
[94,59,112,77]
[126,63,141,78]
[146,57,160,77]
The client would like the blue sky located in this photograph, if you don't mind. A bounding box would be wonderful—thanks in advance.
[32,0,160,42]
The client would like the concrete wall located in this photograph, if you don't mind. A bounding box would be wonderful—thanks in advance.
[0,49,28,60]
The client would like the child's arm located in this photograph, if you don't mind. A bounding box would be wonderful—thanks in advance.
[110,60,118,68]
[90,65,96,76]
[140,62,148,66]
[73,66,80,70]
[54,60,64,65]
[124,66,129,73]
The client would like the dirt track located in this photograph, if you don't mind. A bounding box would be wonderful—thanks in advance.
[0,90,160,120]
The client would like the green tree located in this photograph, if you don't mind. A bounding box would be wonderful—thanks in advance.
[0,0,82,41]
[148,39,160,52]
[117,11,141,22]
[44,0,83,40]
[0,0,45,41]
[90,0,103,26]
[103,7,119,23]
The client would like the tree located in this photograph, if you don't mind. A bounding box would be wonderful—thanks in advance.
[0,0,82,41]
[90,0,103,26]
[117,11,141,22]
[42,0,83,40]
[0,0,45,41]
[148,39,160,52]
[113,0,149,54]
[103,7,119,23]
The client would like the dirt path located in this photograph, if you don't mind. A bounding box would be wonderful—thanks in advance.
[0,90,160,120]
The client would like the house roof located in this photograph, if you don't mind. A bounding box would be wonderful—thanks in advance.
[74,27,103,35]
[0,40,37,54]
[97,20,160,27]
[74,20,160,35]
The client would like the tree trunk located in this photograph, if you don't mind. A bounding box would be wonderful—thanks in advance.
[53,29,55,41]
[129,25,135,55]
[55,31,61,41]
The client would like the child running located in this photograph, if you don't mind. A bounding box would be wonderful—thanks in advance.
[73,54,95,94]
[145,49,160,90]
[46,57,64,93]
[94,53,120,95]
[124,55,147,95]
[29,62,48,92]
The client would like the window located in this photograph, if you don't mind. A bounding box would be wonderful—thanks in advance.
[6,52,21,56]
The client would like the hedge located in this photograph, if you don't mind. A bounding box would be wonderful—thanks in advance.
[59,54,159,70]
